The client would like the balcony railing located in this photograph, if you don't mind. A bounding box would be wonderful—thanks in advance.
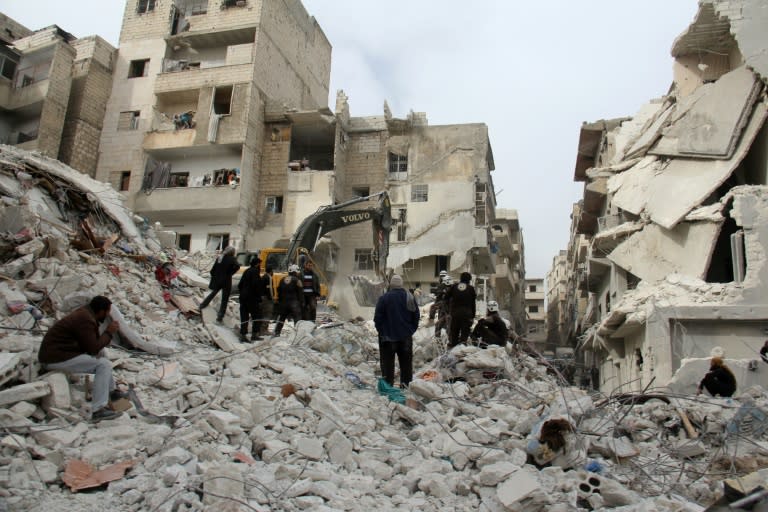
[13,63,50,89]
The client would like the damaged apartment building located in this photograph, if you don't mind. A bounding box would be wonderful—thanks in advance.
[0,14,116,176]
[550,0,768,393]
[90,0,525,318]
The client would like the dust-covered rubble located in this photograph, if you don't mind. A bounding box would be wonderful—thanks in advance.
[2,145,768,511]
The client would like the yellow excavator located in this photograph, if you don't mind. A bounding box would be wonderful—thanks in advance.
[235,191,391,306]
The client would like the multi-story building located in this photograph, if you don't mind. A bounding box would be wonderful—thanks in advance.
[492,208,525,334]
[524,278,546,351]
[546,250,568,347]
[0,15,115,175]
[92,0,519,316]
[562,0,768,392]
[95,0,332,251]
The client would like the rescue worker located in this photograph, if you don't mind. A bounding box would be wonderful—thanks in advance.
[301,259,321,322]
[274,264,304,336]
[259,267,276,335]
[471,300,508,347]
[434,276,452,338]
[428,270,449,323]
[697,356,737,397]
[445,272,476,348]
[38,296,126,421]
[200,246,239,324]
[237,255,263,342]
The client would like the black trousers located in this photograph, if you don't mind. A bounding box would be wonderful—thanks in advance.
[302,294,317,322]
[448,312,473,347]
[472,322,506,346]
[200,283,231,321]
[379,337,413,387]
[239,300,262,338]
[275,301,302,335]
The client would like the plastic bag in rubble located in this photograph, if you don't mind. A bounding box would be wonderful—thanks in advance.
[377,378,405,404]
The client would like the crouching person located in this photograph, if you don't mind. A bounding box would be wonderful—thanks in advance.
[471,300,508,347]
[38,296,126,421]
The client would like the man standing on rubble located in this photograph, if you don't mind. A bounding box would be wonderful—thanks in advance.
[38,296,126,421]
[274,264,304,336]
[428,270,448,323]
[445,272,477,348]
[300,259,321,322]
[200,246,239,324]
[237,255,263,342]
[374,275,420,388]
[259,266,276,335]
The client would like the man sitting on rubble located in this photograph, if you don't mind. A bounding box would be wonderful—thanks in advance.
[471,300,508,347]
[697,356,737,398]
[37,295,127,421]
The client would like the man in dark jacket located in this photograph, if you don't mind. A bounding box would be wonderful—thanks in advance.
[697,356,737,397]
[471,300,508,347]
[301,259,321,322]
[259,267,276,335]
[274,264,305,336]
[445,272,477,348]
[374,274,420,387]
[200,246,240,323]
[38,296,124,421]
[237,255,263,341]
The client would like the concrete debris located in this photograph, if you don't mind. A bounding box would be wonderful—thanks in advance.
[0,148,767,512]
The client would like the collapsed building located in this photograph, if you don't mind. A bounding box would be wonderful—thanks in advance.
[551,0,768,393]
[2,143,768,511]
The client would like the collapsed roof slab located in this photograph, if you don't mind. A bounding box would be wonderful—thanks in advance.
[624,104,674,160]
[651,66,761,159]
[388,211,476,272]
[610,100,666,165]
[607,220,723,283]
[609,156,660,216]
[648,101,767,230]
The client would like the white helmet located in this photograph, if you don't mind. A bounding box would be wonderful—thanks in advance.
[288,264,300,273]
[439,270,448,277]
[443,276,453,285]
[487,301,499,312]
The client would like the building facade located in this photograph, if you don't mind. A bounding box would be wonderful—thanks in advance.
[524,278,546,351]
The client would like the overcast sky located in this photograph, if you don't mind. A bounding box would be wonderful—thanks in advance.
[2,1,699,278]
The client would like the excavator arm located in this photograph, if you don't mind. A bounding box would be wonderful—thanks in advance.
[286,191,392,277]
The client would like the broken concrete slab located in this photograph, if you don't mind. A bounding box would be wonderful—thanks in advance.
[0,381,50,407]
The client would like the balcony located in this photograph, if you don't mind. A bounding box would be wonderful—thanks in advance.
[0,78,47,111]
[143,127,197,151]
[133,185,239,216]
[155,62,252,95]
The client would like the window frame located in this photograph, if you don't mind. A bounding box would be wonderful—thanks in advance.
[119,171,131,191]
[212,85,233,115]
[137,0,156,13]
[529,305,539,314]
[352,186,370,199]
[206,233,230,252]
[117,111,141,131]
[411,184,428,203]
[354,249,374,271]
[177,234,191,251]
[266,195,284,214]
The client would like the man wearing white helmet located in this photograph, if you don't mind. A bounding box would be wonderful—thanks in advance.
[274,264,304,336]
[428,270,449,323]
[434,275,452,338]
[471,300,508,347]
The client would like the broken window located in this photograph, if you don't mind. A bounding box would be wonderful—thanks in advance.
[354,249,374,271]
[388,152,407,174]
[221,0,247,8]
[128,59,149,78]
[137,0,156,13]
[411,184,428,202]
[266,195,283,214]
[352,186,370,199]
[206,233,230,252]
[396,208,407,242]
[177,234,191,251]
[0,54,17,80]
[706,215,745,283]
[117,111,140,131]
[213,85,233,115]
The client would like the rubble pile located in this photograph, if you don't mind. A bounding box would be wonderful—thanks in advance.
[1,146,768,511]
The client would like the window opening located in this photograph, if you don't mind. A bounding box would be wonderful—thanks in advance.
[266,195,283,213]
[213,85,233,115]
[206,233,230,252]
[388,152,407,173]
[529,305,539,314]
[120,171,131,191]
[118,111,140,131]
[168,172,189,188]
[475,182,487,226]
[434,255,449,277]
[352,186,370,198]
[128,59,149,78]
[396,208,407,242]
[0,55,17,80]
[177,234,191,251]
[354,249,374,271]
[411,184,428,202]
[137,0,156,13]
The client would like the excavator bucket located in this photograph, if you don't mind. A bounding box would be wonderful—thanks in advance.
[348,275,388,307]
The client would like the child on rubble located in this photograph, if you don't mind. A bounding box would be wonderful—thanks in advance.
[697,356,737,398]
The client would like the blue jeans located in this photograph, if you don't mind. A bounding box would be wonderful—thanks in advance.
[45,352,115,410]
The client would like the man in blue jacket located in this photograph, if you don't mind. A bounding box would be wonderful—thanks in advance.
[374,274,420,388]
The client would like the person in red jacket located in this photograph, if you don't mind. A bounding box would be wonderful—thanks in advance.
[38,296,126,421]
